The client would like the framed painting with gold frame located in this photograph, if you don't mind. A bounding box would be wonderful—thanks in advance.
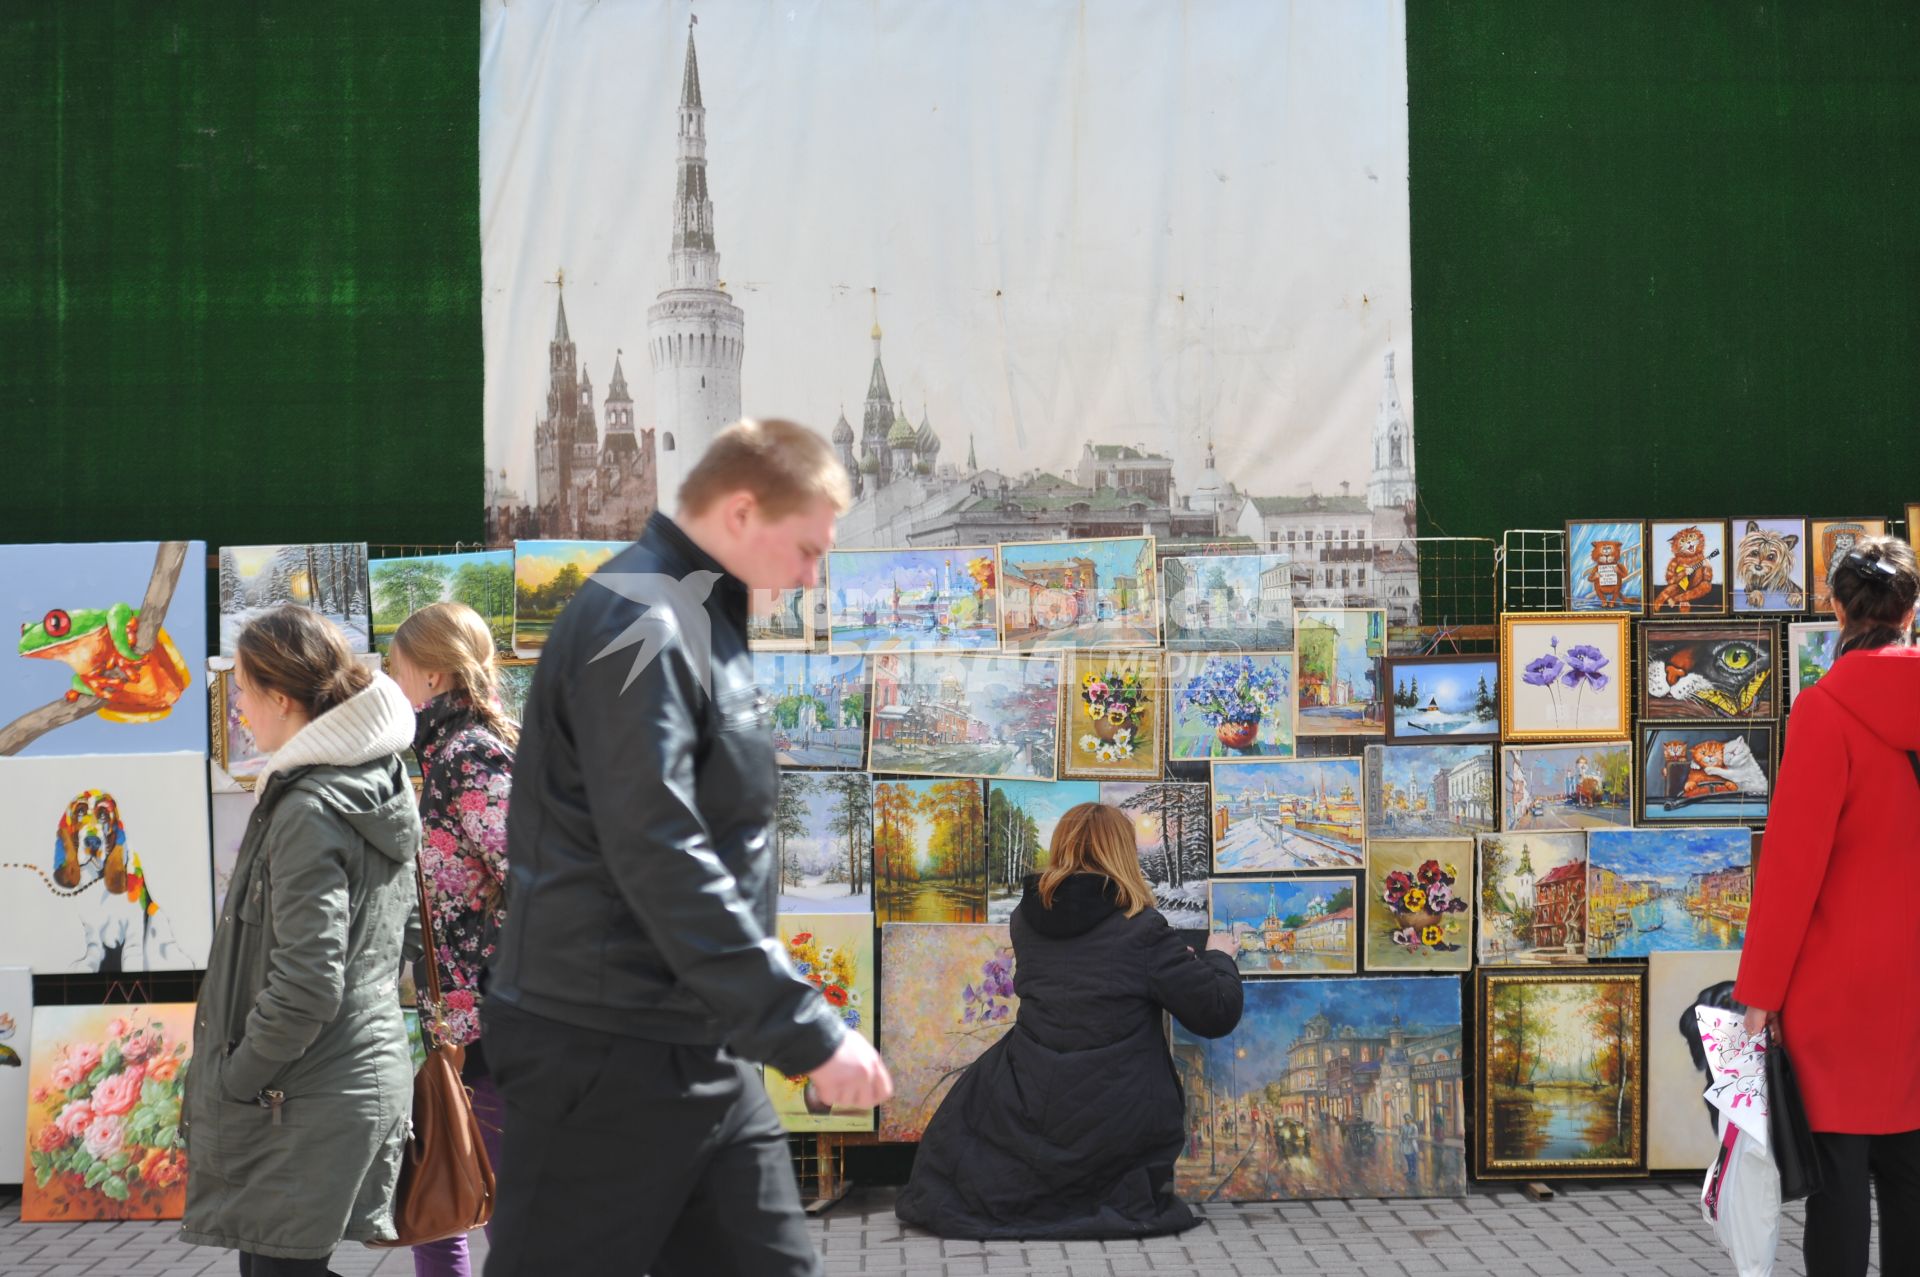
[1497,614,1631,743]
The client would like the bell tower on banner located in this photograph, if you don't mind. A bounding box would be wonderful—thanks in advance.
[648,19,744,507]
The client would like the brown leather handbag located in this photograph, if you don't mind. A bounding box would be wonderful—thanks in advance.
[369,859,497,1247]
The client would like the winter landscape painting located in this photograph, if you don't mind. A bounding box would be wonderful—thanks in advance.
[754,651,868,770]
[867,653,1062,780]
[219,543,369,655]
[512,539,621,656]
[773,772,873,914]
[1364,743,1495,839]
[984,779,1210,927]
[1476,832,1588,965]
[998,537,1160,651]
[873,778,987,924]
[1210,759,1365,872]
[1165,651,1296,760]
[1208,877,1357,976]
[765,915,875,1133]
[1499,743,1633,831]
[1585,827,1752,959]
[825,546,999,653]
[1160,553,1295,651]
[369,550,515,655]
[1171,977,1467,1202]
[878,923,1018,1143]
[1384,655,1497,741]
[1296,610,1385,737]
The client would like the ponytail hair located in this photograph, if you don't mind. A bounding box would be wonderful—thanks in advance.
[390,601,520,748]
[235,606,375,719]
[1829,535,1920,655]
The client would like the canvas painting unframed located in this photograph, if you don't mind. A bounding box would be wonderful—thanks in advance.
[1365,838,1475,973]
[220,543,371,656]
[764,914,876,1134]
[1646,950,1741,1172]
[877,923,1017,1143]
[0,752,213,974]
[0,966,31,1188]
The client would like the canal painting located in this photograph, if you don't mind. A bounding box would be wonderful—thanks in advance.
[1499,742,1634,831]
[1209,759,1365,872]
[985,780,1211,927]
[1384,655,1498,741]
[1584,827,1752,958]
[1296,609,1386,737]
[1364,743,1496,838]
[878,923,1018,1143]
[1063,650,1162,779]
[1171,977,1467,1202]
[1475,968,1646,1178]
[1166,651,1297,760]
[1476,832,1589,965]
[1364,839,1475,972]
[1160,553,1295,651]
[753,651,869,769]
[773,771,873,914]
[1208,877,1357,976]
[1638,724,1774,826]
[764,914,876,1133]
[998,536,1161,651]
[867,653,1063,780]
[824,546,999,653]
[873,779,988,924]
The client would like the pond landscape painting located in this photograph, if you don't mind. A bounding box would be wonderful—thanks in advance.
[873,778,987,923]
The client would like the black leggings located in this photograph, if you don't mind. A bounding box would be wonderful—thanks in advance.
[236,1253,337,1277]
[1805,1128,1920,1277]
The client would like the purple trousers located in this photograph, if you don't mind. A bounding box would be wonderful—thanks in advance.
[410,1070,506,1277]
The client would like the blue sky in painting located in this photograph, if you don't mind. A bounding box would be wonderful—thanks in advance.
[1377,743,1493,793]
[1212,878,1353,928]
[1567,521,1644,607]
[1587,827,1752,885]
[1213,758,1362,805]
[1001,537,1152,585]
[1392,660,1494,714]
[1172,977,1462,1091]
[827,547,992,603]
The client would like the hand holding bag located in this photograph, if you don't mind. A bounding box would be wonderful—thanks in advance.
[368,857,497,1247]
[1762,1024,1823,1203]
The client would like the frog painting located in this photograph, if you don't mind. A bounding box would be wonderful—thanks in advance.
[0,542,208,757]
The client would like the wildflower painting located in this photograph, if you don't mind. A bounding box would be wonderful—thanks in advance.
[1365,839,1474,972]
[1063,651,1161,778]
[878,923,1019,1142]
[764,915,876,1133]
[1498,614,1631,742]
[1165,651,1296,759]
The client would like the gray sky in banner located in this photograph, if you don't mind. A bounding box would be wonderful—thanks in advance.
[480,0,1413,503]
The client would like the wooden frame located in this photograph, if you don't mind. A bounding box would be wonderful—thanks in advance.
[823,545,1001,655]
[1636,721,1776,827]
[1810,517,1890,612]
[1563,520,1646,614]
[1382,653,1499,743]
[1726,517,1810,614]
[1207,875,1359,976]
[1474,966,1648,1180]
[1162,650,1297,760]
[1786,620,1841,708]
[1637,619,1779,722]
[997,535,1163,652]
[1060,650,1162,780]
[1646,519,1730,616]
[1361,837,1475,973]
[1497,613,1632,743]
[865,652,1064,781]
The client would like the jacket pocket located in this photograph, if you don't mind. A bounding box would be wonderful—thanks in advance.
[236,874,267,926]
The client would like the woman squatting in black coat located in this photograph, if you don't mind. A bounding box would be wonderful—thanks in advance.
[895,802,1245,1240]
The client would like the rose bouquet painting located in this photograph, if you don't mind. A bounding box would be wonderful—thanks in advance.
[23,1004,193,1221]
[765,915,875,1132]
[1167,651,1296,759]
[1065,653,1161,778]
[1498,615,1630,742]
[878,923,1019,1142]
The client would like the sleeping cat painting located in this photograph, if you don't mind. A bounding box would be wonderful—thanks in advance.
[1730,518,1806,613]
[1642,727,1773,824]
[1643,625,1777,720]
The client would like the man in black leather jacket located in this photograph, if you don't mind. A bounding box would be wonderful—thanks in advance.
[483,420,893,1276]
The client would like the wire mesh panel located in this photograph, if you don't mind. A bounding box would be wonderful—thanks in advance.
[1498,529,1569,614]
[1395,535,1500,654]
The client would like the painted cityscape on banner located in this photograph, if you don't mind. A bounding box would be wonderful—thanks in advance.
[479,5,1419,632]
[1172,977,1467,1202]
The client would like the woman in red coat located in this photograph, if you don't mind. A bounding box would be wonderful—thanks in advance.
[1736,535,1920,1277]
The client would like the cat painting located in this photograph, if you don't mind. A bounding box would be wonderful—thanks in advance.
[1640,725,1774,825]
[1649,522,1728,615]
[1641,623,1777,720]
[1566,521,1644,613]
[1730,518,1807,614]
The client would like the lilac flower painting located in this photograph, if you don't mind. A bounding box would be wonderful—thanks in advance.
[878,923,1019,1142]
[1498,615,1631,743]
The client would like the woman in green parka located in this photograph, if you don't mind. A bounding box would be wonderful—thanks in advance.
[180,607,421,1277]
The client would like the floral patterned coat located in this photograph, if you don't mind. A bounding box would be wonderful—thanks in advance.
[413,694,514,1047]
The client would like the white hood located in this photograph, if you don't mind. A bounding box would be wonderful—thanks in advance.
[254,672,416,792]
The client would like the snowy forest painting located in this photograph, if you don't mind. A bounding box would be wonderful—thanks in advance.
[984,779,1210,927]
[773,771,873,913]
[218,544,370,656]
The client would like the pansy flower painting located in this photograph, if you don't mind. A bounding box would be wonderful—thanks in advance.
[1364,839,1475,972]
[1498,614,1631,743]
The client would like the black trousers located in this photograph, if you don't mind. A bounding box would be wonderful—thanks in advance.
[481,1002,819,1277]
[1805,1127,1920,1277]
[235,1254,336,1276]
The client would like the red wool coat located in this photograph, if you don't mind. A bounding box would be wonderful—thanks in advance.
[1736,646,1920,1134]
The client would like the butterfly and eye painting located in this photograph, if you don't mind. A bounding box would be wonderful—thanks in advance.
[1639,622,1778,721]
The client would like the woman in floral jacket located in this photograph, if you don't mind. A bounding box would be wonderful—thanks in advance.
[388,602,517,1277]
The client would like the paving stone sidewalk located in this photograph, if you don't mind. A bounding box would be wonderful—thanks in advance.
[0,1180,1853,1275]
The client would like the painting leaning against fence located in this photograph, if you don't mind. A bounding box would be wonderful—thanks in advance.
[873,778,987,924]
[1171,976,1467,1202]
[878,923,1019,1143]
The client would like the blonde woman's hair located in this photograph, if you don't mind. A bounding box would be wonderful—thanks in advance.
[390,601,519,747]
[678,418,854,519]
[1036,802,1156,918]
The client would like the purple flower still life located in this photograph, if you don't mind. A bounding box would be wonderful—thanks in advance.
[1520,634,1612,729]
[960,954,1015,1025]
[1561,645,1610,690]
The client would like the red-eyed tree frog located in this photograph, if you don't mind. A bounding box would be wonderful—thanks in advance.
[17,604,192,722]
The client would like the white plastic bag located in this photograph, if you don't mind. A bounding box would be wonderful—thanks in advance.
[1701,1122,1780,1277]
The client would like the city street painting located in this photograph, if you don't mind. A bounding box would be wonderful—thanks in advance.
[1648,520,1729,616]
[867,653,1063,780]
[369,550,514,656]
[1210,759,1364,872]
[1383,655,1498,742]
[1063,650,1162,779]
[1171,977,1467,1202]
[1640,621,1778,722]
[985,780,1211,928]
[1499,743,1633,831]
[1364,744,1496,839]
[753,651,869,769]
[1165,651,1296,760]
[878,923,1018,1143]
[747,587,813,652]
[1364,839,1475,972]
[1584,827,1752,959]
[873,778,987,924]
[511,540,621,656]
[1208,877,1357,976]
[1497,614,1631,743]
[1728,518,1808,614]
[773,771,873,914]
[1160,553,1295,651]
[764,915,876,1133]
[1475,967,1646,1179]
[1638,724,1774,826]
[1810,518,1887,613]
[1787,621,1840,707]
[1564,520,1645,614]
[1476,832,1588,965]
[998,536,1161,651]
[824,546,999,653]
[1296,609,1386,737]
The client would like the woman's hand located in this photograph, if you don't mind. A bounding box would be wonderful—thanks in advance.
[1743,1005,1779,1039]
[1205,931,1239,958]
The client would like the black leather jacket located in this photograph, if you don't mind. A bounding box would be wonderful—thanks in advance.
[487,512,846,1076]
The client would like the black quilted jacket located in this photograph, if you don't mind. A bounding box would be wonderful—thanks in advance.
[896,874,1244,1240]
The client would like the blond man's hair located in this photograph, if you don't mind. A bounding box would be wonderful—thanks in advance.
[678,418,854,520]
[1036,802,1156,918]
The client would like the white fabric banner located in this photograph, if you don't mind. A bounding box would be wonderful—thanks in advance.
[481,0,1416,614]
